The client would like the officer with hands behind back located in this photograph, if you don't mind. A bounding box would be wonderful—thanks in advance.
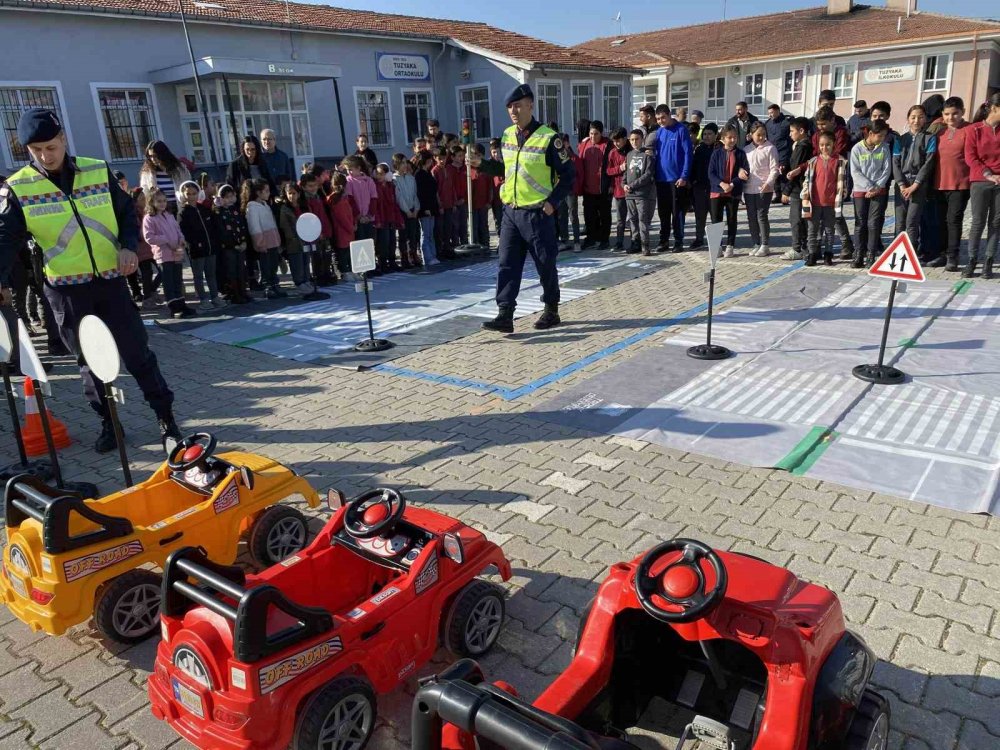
[0,108,181,453]
[471,84,574,333]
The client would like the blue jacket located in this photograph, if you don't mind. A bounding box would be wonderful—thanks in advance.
[708,147,750,198]
[654,121,693,183]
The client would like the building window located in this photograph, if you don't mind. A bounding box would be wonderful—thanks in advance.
[572,82,593,127]
[402,90,432,144]
[537,82,561,130]
[96,88,158,162]
[923,54,949,91]
[603,83,622,130]
[782,69,804,104]
[0,86,67,167]
[669,82,689,111]
[355,89,391,147]
[458,86,491,142]
[743,74,764,106]
[831,64,855,100]
[707,77,726,109]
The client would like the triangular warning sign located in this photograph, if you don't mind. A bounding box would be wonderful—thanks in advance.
[868,231,925,282]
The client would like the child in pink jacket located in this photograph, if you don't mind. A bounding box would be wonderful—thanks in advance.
[142,188,195,318]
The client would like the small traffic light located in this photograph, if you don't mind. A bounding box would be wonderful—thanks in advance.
[461,118,473,145]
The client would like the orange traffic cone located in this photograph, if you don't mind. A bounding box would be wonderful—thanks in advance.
[21,377,71,456]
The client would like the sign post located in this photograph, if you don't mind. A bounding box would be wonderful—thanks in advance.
[853,231,925,385]
[350,239,393,352]
[79,315,132,486]
[0,314,53,481]
[455,118,487,255]
[687,222,733,360]
[295,213,331,301]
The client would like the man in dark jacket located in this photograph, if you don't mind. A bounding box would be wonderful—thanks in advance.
[765,104,792,201]
[726,101,760,148]
[259,129,293,181]
[847,100,871,145]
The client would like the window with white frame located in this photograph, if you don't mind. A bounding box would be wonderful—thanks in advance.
[633,82,658,110]
[537,82,561,130]
[572,83,593,126]
[669,82,689,111]
[96,88,158,162]
[830,64,855,100]
[0,86,67,167]
[356,89,391,147]
[603,83,622,130]
[707,77,726,109]
[923,54,949,91]
[402,90,432,144]
[782,69,804,103]
[743,74,764,106]
[458,86,491,141]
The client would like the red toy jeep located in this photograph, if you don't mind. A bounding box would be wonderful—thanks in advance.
[412,538,889,750]
[148,488,511,750]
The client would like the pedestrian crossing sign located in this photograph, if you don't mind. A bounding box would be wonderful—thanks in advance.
[350,239,377,274]
[868,232,925,283]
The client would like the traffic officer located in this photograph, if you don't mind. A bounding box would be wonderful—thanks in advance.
[472,84,574,333]
[0,108,181,453]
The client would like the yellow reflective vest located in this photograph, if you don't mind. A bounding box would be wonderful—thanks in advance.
[6,157,120,285]
[499,123,556,208]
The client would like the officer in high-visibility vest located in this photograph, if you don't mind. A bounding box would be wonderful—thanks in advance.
[472,84,574,333]
[0,109,181,453]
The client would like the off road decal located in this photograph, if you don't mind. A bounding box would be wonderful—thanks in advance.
[62,540,143,582]
[257,636,343,695]
[413,559,439,594]
[213,482,240,514]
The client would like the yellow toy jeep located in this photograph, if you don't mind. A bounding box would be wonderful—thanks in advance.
[0,432,319,644]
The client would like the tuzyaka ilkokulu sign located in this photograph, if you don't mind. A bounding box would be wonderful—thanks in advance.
[377,53,431,81]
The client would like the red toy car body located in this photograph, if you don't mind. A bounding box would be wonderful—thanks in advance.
[148,489,511,750]
[413,539,889,750]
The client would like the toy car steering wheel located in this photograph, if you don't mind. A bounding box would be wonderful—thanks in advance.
[344,488,406,539]
[634,538,728,624]
[167,433,218,473]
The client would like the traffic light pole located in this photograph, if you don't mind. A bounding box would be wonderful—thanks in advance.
[456,118,487,254]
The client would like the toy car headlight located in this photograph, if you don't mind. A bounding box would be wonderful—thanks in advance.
[443,533,464,564]
[326,489,345,511]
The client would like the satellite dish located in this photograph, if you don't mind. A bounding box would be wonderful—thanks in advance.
[0,314,12,364]
[296,212,322,243]
[78,315,121,383]
[17,319,48,383]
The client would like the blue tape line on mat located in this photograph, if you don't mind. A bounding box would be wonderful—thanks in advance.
[376,261,805,400]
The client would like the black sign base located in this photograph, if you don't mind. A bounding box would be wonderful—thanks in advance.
[354,338,393,352]
[687,344,734,361]
[853,363,906,385]
[0,459,54,483]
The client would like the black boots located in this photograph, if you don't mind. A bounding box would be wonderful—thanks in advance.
[945,252,959,273]
[482,306,514,333]
[962,258,977,278]
[984,258,995,280]
[533,304,561,330]
[95,419,118,454]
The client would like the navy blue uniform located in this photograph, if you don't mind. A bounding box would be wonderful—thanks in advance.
[480,119,575,310]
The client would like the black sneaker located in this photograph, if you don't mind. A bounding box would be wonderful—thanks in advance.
[95,420,118,454]
[158,414,182,452]
[533,307,561,330]
[482,308,514,333]
[671,243,685,253]
[688,239,706,249]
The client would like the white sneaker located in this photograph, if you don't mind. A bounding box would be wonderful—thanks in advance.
[781,249,803,261]
[573,243,583,253]
[724,246,735,258]
[757,245,770,257]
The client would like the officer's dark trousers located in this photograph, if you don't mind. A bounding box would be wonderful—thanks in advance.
[44,276,174,422]
[495,205,560,311]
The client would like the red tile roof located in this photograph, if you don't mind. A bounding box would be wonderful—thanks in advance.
[574,4,1000,68]
[5,0,635,72]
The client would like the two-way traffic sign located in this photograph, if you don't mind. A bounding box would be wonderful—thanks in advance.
[868,231,925,283]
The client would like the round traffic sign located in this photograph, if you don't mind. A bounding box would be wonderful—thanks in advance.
[78,315,121,383]
[296,212,322,243]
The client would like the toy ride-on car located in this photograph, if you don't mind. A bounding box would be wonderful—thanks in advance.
[0,432,319,644]
[148,487,512,750]
[412,538,890,750]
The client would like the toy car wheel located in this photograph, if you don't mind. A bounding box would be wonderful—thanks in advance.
[445,581,505,657]
[249,505,309,566]
[94,569,162,644]
[845,690,890,750]
[293,676,376,750]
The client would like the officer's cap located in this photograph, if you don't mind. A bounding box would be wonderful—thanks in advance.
[505,84,534,106]
[17,108,63,146]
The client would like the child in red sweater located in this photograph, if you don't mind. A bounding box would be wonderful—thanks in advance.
[449,145,469,248]
[327,172,359,279]
[432,147,455,259]
[605,127,632,252]
[801,132,847,266]
[374,163,401,273]
[300,172,336,285]
[469,143,494,248]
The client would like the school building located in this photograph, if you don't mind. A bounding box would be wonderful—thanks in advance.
[575,0,1000,127]
[0,0,636,181]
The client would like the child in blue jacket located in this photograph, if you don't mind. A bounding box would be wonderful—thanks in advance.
[708,125,751,256]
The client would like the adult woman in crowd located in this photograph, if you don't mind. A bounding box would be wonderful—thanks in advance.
[138,140,191,214]
[225,135,275,195]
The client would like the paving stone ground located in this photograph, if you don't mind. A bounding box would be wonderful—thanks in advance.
[0,208,997,750]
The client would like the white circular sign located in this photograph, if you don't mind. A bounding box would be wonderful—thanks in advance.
[78,315,121,383]
[0,313,12,364]
[296,212,322,243]
[377,53,430,81]
[17,319,48,384]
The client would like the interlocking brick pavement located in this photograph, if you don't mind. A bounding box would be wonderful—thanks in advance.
[0,207,998,749]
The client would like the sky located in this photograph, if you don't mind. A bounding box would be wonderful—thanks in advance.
[302,0,995,46]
